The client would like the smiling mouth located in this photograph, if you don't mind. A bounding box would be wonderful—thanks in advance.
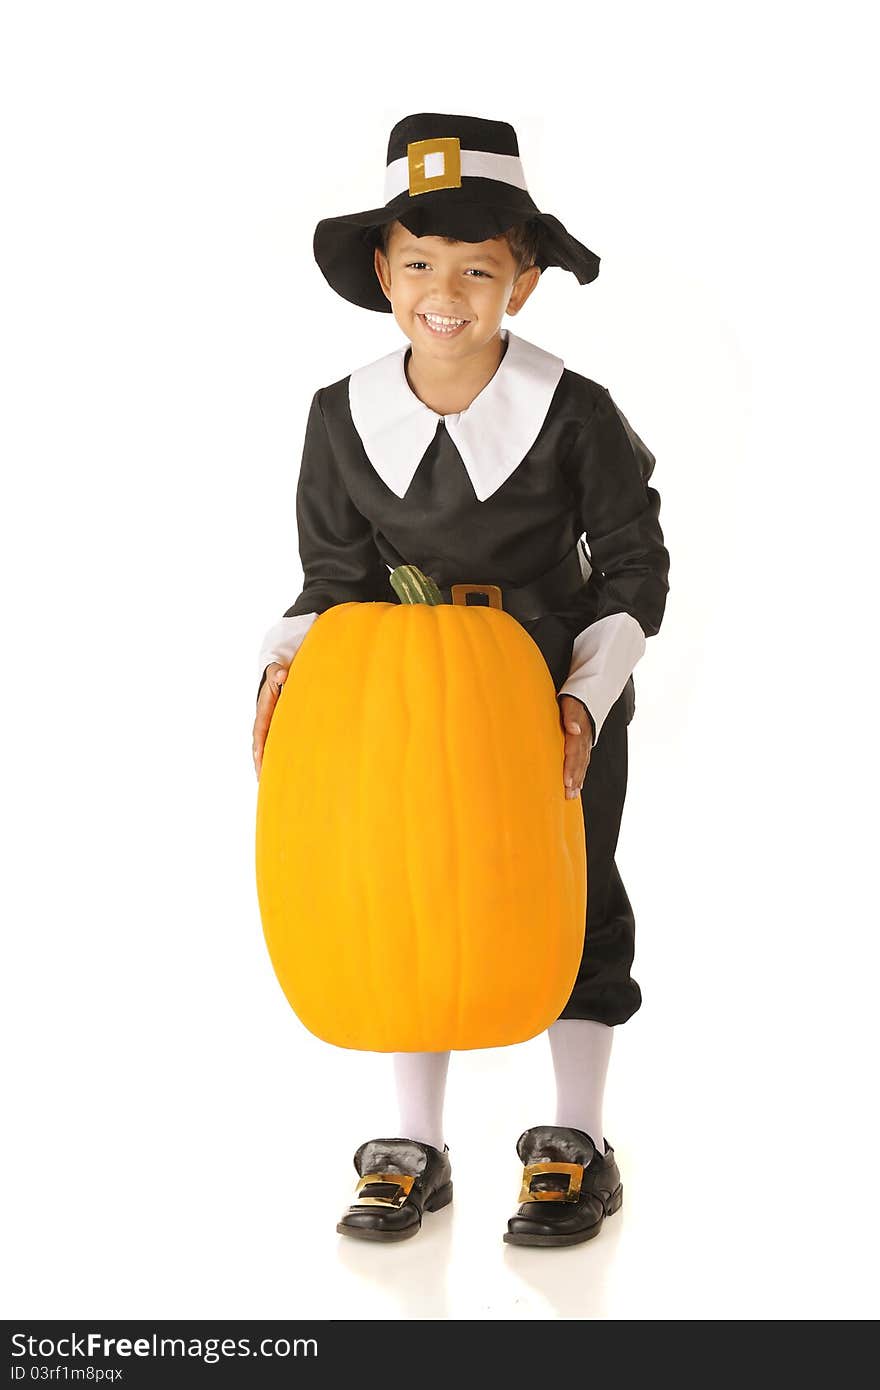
[419,313,471,336]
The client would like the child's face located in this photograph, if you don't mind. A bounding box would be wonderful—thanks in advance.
[374,220,541,359]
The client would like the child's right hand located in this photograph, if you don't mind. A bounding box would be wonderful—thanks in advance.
[253,662,289,780]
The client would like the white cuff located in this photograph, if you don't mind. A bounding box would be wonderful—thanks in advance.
[557,612,646,746]
[257,612,319,686]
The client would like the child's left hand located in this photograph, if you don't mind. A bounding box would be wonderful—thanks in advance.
[558,695,593,799]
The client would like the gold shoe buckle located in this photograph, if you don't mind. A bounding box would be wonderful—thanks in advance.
[518,1160,584,1203]
[354,1171,416,1209]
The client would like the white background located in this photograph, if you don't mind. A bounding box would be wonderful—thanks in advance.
[2,0,877,1322]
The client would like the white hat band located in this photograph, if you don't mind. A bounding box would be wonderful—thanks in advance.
[383,148,529,204]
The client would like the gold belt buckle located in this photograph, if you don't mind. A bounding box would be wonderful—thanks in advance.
[518,1160,584,1203]
[354,1171,416,1209]
[450,583,504,609]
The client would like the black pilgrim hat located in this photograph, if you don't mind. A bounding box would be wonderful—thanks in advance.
[312,112,601,312]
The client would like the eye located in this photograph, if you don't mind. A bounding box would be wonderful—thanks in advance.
[404,262,491,278]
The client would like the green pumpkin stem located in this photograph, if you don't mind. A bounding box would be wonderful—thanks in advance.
[389,564,445,606]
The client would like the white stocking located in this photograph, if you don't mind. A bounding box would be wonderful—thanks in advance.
[391,1051,450,1151]
[547,1019,614,1152]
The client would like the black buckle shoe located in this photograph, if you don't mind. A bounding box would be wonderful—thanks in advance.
[337,1137,453,1242]
[503,1125,622,1247]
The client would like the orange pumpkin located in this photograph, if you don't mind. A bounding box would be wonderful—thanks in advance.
[255,567,586,1051]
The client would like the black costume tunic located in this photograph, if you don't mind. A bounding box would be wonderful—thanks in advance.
[257,328,670,1025]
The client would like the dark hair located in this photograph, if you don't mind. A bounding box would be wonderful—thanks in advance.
[371,218,541,279]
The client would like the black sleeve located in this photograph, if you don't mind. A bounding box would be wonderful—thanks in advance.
[563,387,671,638]
[283,387,393,619]
[256,388,392,705]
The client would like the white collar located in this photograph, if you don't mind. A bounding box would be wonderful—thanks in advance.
[347,328,565,502]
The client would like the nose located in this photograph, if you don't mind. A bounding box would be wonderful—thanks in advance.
[427,268,467,312]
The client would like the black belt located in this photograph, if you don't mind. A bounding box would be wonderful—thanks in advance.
[437,540,593,624]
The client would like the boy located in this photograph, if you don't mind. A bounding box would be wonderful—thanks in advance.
[253,112,670,1246]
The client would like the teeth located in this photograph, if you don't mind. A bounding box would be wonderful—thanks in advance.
[423,313,467,331]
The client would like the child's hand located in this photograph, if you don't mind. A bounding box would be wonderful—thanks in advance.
[253,663,289,780]
[558,694,593,799]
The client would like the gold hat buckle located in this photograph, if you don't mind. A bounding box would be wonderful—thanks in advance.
[407,137,462,197]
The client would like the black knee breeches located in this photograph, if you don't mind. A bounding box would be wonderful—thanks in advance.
[525,614,642,1027]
